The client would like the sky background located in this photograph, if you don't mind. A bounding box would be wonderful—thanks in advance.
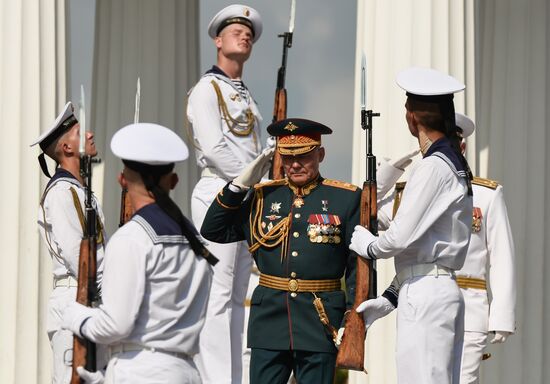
[68,0,358,182]
[200,0,357,181]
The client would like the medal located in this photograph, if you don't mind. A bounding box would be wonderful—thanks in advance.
[322,200,328,212]
[472,207,482,232]
[334,236,341,244]
[293,197,304,208]
[270,202,282,213]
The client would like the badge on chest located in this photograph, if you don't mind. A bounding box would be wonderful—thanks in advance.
[307,214,342,244]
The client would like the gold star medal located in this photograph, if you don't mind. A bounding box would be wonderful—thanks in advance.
[293,197,304,208]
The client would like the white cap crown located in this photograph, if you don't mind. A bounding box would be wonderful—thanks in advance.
[208,4,262,43]
[110,123,188,165]
[455,113,475,138]
[396,67,465,96]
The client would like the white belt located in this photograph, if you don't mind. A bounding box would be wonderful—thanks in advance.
[53,275,78,288]
[109,343,190,361]
[201,167,224,179]
[396,263,454,287]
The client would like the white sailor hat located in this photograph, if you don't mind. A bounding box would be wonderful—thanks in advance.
[30,102,79,177]
[110,123,188,166]
[207,4,262,43]
[396,67,465,97]
[455,113,475,138]
[30,102,78,151]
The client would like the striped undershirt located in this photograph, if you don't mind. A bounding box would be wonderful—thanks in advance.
[231,79,249,103]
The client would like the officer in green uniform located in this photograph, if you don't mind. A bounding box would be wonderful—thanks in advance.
[200,118,360,384]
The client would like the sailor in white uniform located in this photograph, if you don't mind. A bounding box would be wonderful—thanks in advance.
[186,4,265,383]
[350,68,474,384]
[373,113,516,384]
[454,113,516,384]
[32,102,106,384]
[61,123,215,384]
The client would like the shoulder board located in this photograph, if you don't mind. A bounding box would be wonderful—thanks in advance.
[472,176,499,190]
[395,181,407,191]
[322,179,359,192]
[254,179,288,189]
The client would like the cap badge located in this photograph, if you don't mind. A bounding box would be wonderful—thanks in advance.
[284,122,298,132]
[243,8,250,17]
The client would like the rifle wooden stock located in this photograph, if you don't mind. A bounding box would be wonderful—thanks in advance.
[270,88,286,180]
[71,238,98,383]
[336,180,377,371]
[119,188,133,227]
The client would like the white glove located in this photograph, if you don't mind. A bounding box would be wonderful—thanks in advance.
[233,147,276,190]
[356,296,395,331]
[390,149,420,170]
[61,301,95,338]
[335,327,345,348]
[349,225,377,259]
[490,330,511,344]
[76,367,105,384]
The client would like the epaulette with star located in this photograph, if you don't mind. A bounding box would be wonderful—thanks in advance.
[472,176,499,190]
[254,178,288,189]
[321,179,359,192]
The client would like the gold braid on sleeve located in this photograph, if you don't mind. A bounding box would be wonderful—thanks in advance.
[210,80,257,148]
[248,188,291,263]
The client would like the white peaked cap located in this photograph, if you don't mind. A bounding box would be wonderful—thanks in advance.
[208,4,262,43]
[110,123,188,165]
[30,102,75,149]
[455,113,475,138]
[396,67,465,96]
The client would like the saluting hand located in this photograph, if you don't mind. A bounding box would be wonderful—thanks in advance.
[232,147,276,190]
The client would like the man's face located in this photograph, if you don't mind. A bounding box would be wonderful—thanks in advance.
[65,123,98,157]
[215,23,253,61]
[281,147,325,186]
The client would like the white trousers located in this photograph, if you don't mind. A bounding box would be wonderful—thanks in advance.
[105,350,200,384]
[192,177,252,384]
[397,275,465,384]
[459,331,488,384]
[48,287,76,384]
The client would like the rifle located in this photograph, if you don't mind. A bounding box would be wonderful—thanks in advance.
[119,78,140,227]
[336,54,379,371]
[270,0,295,180]
[72,86,101,383]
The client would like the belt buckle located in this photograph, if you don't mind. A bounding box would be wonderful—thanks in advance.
[288,279,299,293]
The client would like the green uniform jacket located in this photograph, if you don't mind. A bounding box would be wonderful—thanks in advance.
[201,176,361,353]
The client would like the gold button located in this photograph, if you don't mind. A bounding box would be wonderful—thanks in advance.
[293,232,299,238]
[290,272,297,278]
[290,292,297,298]
[294,213,301,219]
[291,251,298,257]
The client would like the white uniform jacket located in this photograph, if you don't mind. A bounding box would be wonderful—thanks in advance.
[458,181,516,333]
[38,168,105,285]
[80,203,212,355]
[369,143,473,273]
[187,66,262,181]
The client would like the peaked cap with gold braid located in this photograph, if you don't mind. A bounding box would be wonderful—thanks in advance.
[267,118,333,156]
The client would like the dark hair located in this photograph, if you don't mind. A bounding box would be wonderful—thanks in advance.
[123,160,217,264]
[406,95,473,194]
